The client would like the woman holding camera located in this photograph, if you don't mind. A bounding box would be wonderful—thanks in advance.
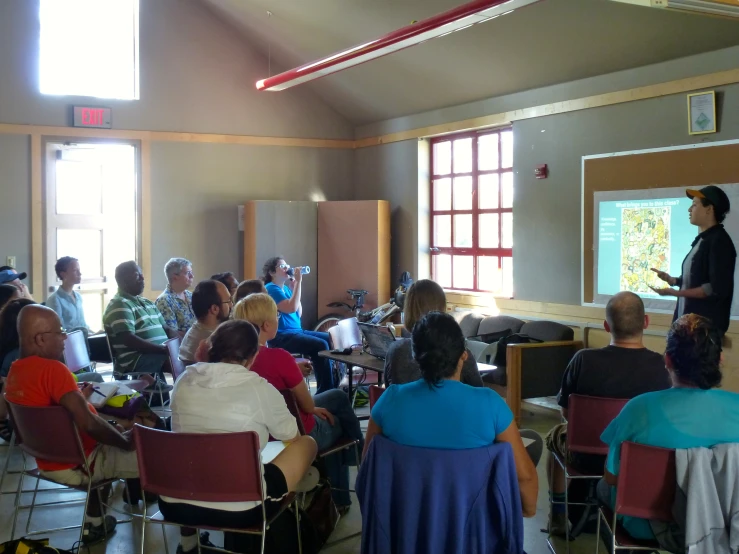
[263,257,334,393]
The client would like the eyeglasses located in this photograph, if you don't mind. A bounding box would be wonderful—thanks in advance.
[222,299,234,306]
[278,264,289,270]
[37,328,67,338]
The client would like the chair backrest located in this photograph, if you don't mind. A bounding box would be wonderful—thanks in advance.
[5,399,86,466]
[329,317,362,350]
[88,333,113,364]
[567,394,628,455]
[133,425,265,502]
[477,315,525,337]
[278,389,307,435]
[616,442,676,521]
[452,311,485,338]
[369,385,385,410]
[520,320,574,342]
[63,330,91,373]
[165,337,186,381]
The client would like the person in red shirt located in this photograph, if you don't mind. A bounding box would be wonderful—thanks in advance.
[4,305,137,544]
[233,293,364,512]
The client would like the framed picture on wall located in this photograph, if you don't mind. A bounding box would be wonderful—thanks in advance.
[687,91,716,135]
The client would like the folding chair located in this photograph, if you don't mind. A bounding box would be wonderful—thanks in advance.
[134,425,302,554]
[548,394,628,554]
[279,389,361,468]
[164,337,186,382]
[596,442,676,553]
[104,333,172,407]
[5,399,133,545]
[368,385,385,410]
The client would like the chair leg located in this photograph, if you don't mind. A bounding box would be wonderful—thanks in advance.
[564,476,570,554]
[10,453,25,540]
[595,509,601,554]
[295,500,302,554]
[25,468,42,534]
[260,518,267,554]
[140,490,148,554]
[78,479,92,548]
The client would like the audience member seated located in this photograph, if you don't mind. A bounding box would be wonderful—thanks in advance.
[0,266,34,300]
[161,320,318,553]
[1,299,41,377]
[4,305,138,545]
[599,313,739,545]
[364,312,539,517]
[179,280,232,366]
[210,271,239,298]
[385,279,483,387]
[156,258,195,335]
[104,261,176,381]
[0,284,20,309]
[234,293,364,512]
[546,291,670,536]
[46,256,92,334]
[262,256,334,394]
[234,279,267,303]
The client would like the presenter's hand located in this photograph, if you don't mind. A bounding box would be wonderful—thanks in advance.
[650,268,676,286]
[649,286,676,297]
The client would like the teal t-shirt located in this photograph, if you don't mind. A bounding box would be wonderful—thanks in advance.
[371,379,514,449]
[265,283,302,333]
[601,387,739,539]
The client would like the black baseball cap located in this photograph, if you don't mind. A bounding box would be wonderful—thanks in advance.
[686,185,730,215]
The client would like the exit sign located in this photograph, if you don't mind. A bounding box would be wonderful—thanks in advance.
[73,106,112,129]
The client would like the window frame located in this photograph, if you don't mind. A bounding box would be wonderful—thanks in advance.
[429,127,513,295]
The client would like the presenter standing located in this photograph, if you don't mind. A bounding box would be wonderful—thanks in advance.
[651,186,736,334]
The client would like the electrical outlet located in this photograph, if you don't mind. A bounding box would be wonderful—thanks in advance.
[6,256,16,268]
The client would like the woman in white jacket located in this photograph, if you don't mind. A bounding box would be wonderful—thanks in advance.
[159,319,317,553]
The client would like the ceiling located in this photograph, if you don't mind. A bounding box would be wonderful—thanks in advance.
[201,0,739,125]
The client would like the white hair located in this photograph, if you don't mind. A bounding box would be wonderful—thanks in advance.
[164,258,191,281]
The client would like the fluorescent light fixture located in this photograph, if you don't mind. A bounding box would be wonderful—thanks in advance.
[610,0,739,18]
[256,0,543,91]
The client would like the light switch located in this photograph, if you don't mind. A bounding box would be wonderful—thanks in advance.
[6,256,16,268]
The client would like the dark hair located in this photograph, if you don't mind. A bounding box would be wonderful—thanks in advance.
[0,299,36,363]
[605,291,645,340]
[411,311,466,387]
[261,257,283,284]
[0,285,19,312]
[665,314,722,390]
[234,279,267,302]
[211,272,235,286]
[192,280,223,320]
[114,260,139,285]
[700,197,729,224]
[207,320,260,364]
[54,256,78,279]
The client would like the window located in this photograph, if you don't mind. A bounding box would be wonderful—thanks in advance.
[430,128,514,295]
[39,0,139,99]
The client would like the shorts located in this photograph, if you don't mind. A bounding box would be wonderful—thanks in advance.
[158,463,289,528]
[545,422,606,476]
[39,444,140,486]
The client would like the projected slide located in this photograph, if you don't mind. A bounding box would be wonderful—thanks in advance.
[597,196,694,300]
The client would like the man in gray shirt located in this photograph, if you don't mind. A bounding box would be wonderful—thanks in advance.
[179,280,232,365]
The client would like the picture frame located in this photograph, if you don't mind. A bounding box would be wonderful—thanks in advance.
[687,91,716,135]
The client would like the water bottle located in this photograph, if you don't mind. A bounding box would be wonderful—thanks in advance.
[286,265,311,277]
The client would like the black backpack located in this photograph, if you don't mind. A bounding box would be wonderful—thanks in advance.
[492,333,542,368]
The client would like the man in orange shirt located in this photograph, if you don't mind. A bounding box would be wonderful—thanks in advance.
[5,305,137,545]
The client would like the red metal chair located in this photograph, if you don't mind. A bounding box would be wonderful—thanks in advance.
[164,337,186,382]
[369,385,385,410]
[596,442,676,553]
[548,394,628,553]
[133,425,301,554]
[5,398,133,545]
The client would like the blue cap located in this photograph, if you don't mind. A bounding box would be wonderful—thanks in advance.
[0,269,27,285]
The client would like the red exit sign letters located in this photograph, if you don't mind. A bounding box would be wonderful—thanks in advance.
[73,106,112,129]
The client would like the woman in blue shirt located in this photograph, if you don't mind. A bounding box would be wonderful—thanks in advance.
[364,311,538,517]
[600,313,739,542]
[262,256,334,394]
[46,256,91,333]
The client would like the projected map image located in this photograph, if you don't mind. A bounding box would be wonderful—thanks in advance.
[620,207,670,294]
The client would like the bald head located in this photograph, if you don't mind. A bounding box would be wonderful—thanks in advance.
[605,292,646,341]
[18,305,67,361]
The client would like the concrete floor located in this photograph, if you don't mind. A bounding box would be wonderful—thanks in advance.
[0,391,601,554]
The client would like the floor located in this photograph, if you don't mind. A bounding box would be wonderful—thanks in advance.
[0,375,602,554]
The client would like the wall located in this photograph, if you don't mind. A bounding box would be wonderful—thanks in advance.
[0,0,353,296]
[354,45,739,304]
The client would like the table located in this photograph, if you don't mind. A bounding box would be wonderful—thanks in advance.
[318,350,384,417]
[477,362,497,374]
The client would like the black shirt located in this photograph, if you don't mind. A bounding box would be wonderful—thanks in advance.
[675,224,736,334]
[557,345,670,409]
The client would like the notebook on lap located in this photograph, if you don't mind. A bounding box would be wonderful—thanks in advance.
[357,322,396,360]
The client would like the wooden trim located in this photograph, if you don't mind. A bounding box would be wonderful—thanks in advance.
[0,124,354,149]
[242,201,257,280]
[507,340,583,350]
[505,344,522,424]
[355,67,739,148]
[30,133,42,297]
[140,139,152,299]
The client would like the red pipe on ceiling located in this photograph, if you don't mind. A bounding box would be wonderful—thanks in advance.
[256,0,544,92]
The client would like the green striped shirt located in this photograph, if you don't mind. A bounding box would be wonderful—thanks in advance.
[103,290,168,371]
